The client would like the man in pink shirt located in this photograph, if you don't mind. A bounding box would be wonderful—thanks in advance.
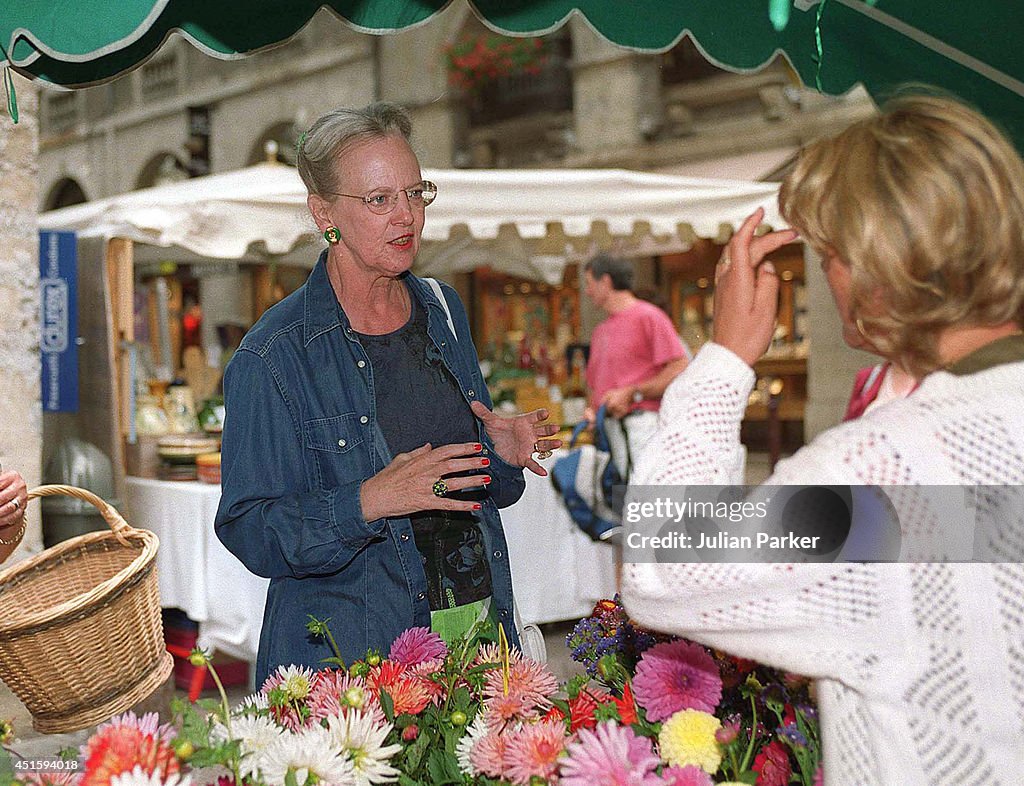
[583,253,690,477]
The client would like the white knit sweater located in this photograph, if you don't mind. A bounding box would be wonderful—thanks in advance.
[621,342,1024,786]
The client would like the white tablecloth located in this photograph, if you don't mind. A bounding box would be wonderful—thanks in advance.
[123,476,268,662]
[124,466,616,663]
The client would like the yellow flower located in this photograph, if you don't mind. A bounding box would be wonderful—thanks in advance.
[658,709,723,774]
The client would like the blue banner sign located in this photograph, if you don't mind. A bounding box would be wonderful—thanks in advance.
[39,230,78,413]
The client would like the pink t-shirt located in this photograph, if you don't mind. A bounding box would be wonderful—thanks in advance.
[586,300,688,412]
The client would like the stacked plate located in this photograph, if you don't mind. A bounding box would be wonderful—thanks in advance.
[156,434,220,481]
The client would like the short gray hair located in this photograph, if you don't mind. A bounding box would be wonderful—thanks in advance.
[297,101,413,196]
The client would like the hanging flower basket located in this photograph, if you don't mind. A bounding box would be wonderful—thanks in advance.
[444,34,549,92]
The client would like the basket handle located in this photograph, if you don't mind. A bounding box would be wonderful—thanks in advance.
[27,485,135,547]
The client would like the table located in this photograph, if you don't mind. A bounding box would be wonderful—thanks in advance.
[123,466,617,664]
[123,476,268,662]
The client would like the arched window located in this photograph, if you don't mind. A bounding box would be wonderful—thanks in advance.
[136,153,189,189]
[247,122,300,166]
[45,178,87,210]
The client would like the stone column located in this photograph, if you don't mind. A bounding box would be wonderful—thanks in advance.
[0,74,42,560]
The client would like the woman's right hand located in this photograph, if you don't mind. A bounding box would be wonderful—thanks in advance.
[712,207,799,367]
[359,442,491,521]
[0,469,27,532]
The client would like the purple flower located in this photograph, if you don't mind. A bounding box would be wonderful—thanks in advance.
[632,640,723,721]
[387,627,447,666]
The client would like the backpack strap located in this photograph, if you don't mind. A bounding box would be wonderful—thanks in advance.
[424,277,457,342]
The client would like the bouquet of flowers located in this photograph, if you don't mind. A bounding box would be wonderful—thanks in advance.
[2,600,821,786]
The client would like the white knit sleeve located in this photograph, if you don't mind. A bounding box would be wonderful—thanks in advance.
[632,342,755,487]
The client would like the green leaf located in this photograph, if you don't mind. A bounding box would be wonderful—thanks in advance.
[736,770,758,784]
[404,727,432,773]
[425,749,463,785]
[380,689,395,722]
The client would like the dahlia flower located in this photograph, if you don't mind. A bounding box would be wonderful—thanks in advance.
[79,713,180,786]
[254,725,353,786]
[387,627,447,666]
[752,740,791,786]
[559,721,664,786]
[632,641,722,721]
[660,764,714,786]
[503,721,567,785]
[365,662,432,715]
[307,670,384,725]
[109,767,191,786]
[657,709,722,774]
[456,715,490,776]
[469,729,512,779]
[325,709,402,785]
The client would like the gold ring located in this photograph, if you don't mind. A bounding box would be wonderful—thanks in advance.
[432,478,449,497]
[534,442,553,460]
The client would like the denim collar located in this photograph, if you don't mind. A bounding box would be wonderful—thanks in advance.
[302,249,446,346]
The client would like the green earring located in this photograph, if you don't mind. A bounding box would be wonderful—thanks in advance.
[323,226,341,244]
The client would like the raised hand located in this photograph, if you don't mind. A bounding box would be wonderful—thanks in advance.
[712,207,799,367]
[470,401,562,477]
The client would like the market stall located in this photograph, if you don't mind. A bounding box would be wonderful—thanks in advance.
[37,164,780,656]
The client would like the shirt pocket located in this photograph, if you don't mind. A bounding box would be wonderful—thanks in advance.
[303,413,366,487]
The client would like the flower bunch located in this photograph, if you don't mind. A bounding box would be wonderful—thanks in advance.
[6,600,821,786]
[443,34,548,91]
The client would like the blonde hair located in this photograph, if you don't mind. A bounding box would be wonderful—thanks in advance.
[780,93,1024,375]
[296,102,413,196]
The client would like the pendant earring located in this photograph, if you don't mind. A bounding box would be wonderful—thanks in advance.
[323,226,341,244]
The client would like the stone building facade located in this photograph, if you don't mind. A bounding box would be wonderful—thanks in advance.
[36,4,877,443]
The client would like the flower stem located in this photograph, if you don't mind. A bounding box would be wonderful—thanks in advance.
[739,695,759,772]
[205,660,241,784]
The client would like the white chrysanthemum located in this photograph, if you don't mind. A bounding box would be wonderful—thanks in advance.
[325,708,402,785]
[455,714,490,776]
[237,691,270,712]
[110,765,192,786]
[216,715,288,779]
[255,725,354,786]
[272,664,315,701]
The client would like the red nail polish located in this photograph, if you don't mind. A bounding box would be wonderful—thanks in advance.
[483,476,491,484]
[481,458,490,466]
[472,504,481,510]
[474,444,482,451]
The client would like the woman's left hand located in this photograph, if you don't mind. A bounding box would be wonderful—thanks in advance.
[0,470,28,532]
[470,401,562,477]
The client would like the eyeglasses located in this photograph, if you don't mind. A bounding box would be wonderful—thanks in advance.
[324,180,438,215]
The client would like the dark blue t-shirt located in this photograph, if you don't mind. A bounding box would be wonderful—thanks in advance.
[356,296,492,610]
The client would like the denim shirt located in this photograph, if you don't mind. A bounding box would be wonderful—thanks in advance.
[215,253,525,683]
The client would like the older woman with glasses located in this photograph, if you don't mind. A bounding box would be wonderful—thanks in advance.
[215,102,559,683]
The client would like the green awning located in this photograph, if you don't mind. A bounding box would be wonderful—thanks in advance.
[4,1,1023,148]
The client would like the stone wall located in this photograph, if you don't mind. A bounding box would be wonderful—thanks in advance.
[0,75,42,559]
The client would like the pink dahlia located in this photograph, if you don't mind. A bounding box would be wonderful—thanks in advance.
[307,669,384,724]
[388,627,447,666]
[474,641,522,668]
[632,641,722,721]
[661,764,714,786]
[79,713,180,786]
[407,657,447,704]
[560,721,663,786]
[484,659,559,708]
[484,690,538,728]
[470,729,511,779]
[503,721,568,785]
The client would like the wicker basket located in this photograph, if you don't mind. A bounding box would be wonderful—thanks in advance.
[0,485,173,733]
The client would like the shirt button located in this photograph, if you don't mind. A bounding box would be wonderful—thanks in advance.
[337,439,346,448]
[416,591,426,602]
[400,532,410,542]
[499,609,509,618]
[468,389,475,397]
[357,360,366,369]
[360,416,369,424]
[493,549,502,559]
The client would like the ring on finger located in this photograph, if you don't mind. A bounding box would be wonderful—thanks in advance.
[432,478,449,497]
[534,442,553,460]
[12,498,20,511]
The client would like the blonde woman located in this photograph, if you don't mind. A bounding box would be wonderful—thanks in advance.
[623,94,1024,784]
